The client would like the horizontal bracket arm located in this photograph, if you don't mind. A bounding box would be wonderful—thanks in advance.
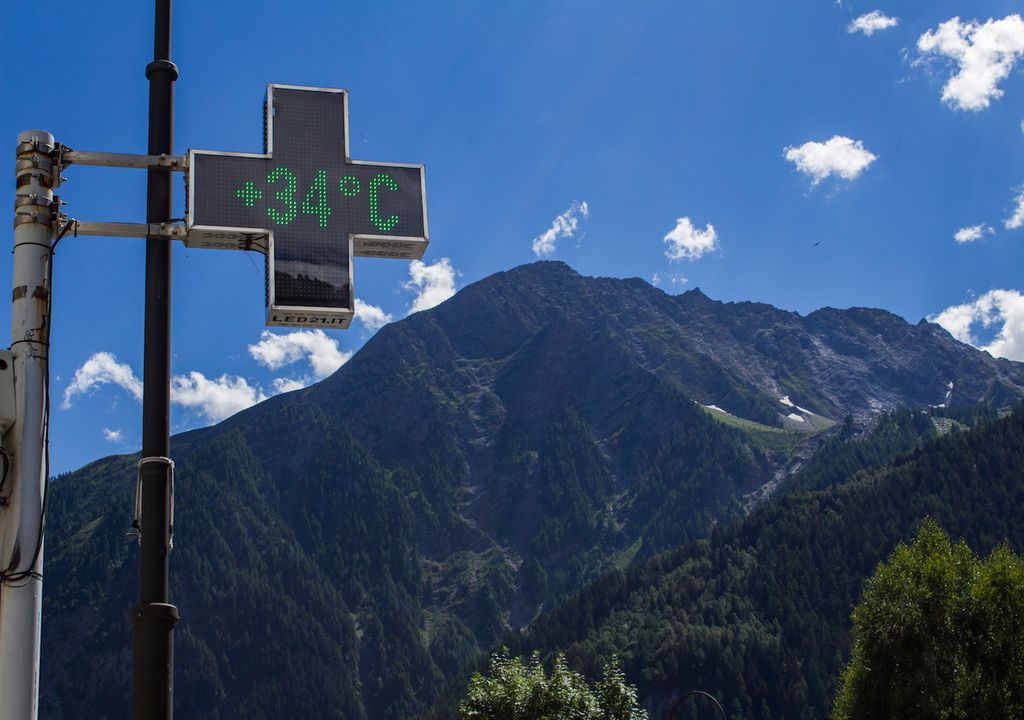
[59,149,188,172]
[59,219,187,240]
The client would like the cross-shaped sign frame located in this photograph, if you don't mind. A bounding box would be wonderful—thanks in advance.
[185,84,429,329]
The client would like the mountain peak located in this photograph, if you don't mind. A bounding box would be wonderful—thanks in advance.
[521,259,578,273]
[677,287,713,305]
[499,260,581,281]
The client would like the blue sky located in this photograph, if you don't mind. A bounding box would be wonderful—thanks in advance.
[1,0,1023,473]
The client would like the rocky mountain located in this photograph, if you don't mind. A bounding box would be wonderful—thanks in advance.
[329,262,1022,429]
[38,261,1024,719]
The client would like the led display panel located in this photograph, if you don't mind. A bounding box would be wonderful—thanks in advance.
[187,85,428,328]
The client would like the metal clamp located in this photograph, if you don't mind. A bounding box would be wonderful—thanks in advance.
[15,130,56,230]
[16,136,54,157]
[130,456,175,551]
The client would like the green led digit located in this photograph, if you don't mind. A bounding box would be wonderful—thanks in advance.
[369,173,400,232]
[340,175,360,197]
[267,167,297,225]
[236,180,262,208]
[301,169,332,228]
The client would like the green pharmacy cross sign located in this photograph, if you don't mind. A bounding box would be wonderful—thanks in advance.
[186,84,428,328]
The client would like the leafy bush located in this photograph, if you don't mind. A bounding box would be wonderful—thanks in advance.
[834,519,1024,719]
[460,651,647,720]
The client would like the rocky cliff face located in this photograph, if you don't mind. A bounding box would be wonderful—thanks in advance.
[326,262,1022,437]
[39,261,1024,720]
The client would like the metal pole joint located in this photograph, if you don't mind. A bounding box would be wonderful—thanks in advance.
[145,60,179,81]
[131,602,179,626]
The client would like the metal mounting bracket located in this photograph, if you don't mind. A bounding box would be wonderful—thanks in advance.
[56,217,187,240]
[56,147,188,172]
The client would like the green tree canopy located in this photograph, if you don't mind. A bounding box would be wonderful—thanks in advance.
[459,650,648,720]
[833,519,1024,720]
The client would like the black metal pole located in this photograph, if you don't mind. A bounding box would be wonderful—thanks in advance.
[132,1,179,718]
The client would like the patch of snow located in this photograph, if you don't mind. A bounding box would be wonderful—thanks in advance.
[781,394,816,415]
[786,413,806,423]
[705,404,731,415]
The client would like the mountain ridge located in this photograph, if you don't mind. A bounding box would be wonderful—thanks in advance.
[320,261,1022,430]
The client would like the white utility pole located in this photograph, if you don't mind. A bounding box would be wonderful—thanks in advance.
[0,129,55,720]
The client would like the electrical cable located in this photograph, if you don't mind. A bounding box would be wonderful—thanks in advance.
[0,242,52,588]
[51,217,75,252]
[0,448,10,499]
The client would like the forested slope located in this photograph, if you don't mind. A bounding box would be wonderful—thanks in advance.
[490,408,1024,720]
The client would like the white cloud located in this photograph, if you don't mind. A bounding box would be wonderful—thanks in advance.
[954,224,994,243]
[784,136,878,186]
[65,334,354,427]
[1006,189,1024,229]
[102,428,124,443]
[248,329,351,380]
[663,217,719,262]
[917,15,1024,111]
[170,372,267,422]
[849,11,899,36]
[62,352,143,408]
[652,272,689,289]
[403,258,458,314]
[354,299,393,331]
[272,377,309,394]
[531,201,589,257]
[930,289,1024,361]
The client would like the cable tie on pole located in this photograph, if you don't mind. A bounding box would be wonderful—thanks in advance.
[132,456,175,551]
